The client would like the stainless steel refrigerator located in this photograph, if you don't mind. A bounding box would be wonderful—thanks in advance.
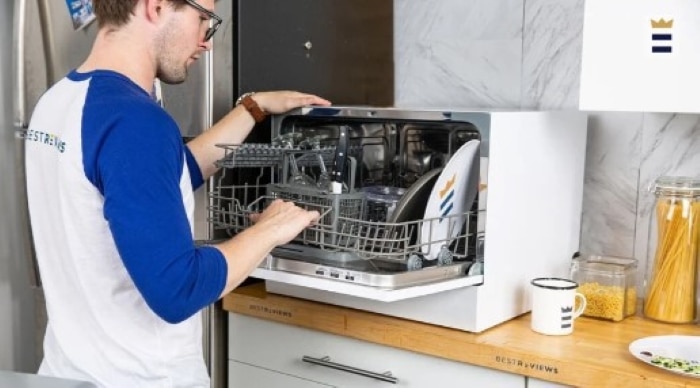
[8,0,392,386]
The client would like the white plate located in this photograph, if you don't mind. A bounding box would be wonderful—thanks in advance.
[629,335,700,378]
[420,140,480,260]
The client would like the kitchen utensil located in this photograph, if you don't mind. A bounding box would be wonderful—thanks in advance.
[288,153,315,187]
[629,335,700,378]
[316,153,330,189]
[330,125,350,194]
[420,139,480,260]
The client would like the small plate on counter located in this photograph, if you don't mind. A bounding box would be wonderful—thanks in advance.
[628,335,700,378]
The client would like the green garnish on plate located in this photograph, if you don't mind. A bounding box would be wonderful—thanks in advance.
[650,355,700,375]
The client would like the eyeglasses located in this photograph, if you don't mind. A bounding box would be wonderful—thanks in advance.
[183,0,222,42]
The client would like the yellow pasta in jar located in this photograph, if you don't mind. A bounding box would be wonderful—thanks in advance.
[578,282,635,321]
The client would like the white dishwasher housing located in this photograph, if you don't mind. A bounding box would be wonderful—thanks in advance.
[257,108,588,333]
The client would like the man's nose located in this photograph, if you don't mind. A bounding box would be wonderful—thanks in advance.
[200,40,213,52]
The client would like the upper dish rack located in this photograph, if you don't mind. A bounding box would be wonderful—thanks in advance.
[215,143,336,169]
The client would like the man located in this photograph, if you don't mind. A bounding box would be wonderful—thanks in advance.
[25,0,330,386]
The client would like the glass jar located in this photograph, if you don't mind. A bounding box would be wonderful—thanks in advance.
[360,186,406,222]
[644,176,700,324]
[570,255,638,322]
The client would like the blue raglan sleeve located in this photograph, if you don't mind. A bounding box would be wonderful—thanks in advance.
[87,102,227,324]
[184,146,204,190]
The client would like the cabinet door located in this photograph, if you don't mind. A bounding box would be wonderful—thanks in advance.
[229,313,525,387]
[235,0,394,107]
[527,378,571,388]
[229,360,333,388]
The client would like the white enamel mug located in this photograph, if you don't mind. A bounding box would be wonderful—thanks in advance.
[530,278,587,336]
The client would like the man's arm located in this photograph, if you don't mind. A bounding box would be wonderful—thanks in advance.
[213,199,320,297]
[186,91,331,179]
[186,90,329,297]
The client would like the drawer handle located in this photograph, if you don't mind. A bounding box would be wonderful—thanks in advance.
[301,355,398,384]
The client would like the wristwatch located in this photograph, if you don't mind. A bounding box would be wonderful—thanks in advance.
[235,92,266,123]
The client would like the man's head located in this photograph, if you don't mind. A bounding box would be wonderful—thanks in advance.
[93,0,136,28]
[93,0,185,28]
[92,0,220,84]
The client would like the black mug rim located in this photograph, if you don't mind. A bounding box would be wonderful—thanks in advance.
[531,277,578,290]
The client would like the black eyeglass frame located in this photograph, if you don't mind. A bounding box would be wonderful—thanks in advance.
[182,0,222,41]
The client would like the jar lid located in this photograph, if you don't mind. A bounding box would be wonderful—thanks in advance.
[573,255,637,274]
[653,176,700,196]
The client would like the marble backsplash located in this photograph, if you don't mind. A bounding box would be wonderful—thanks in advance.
[395,0,700,289]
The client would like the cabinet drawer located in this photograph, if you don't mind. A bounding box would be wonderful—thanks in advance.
[229,313,524,387]
[229,360,332,388]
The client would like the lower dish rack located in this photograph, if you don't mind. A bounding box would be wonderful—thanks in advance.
[209,181,475,267]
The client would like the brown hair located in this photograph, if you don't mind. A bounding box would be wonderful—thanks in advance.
[93,0,187,28]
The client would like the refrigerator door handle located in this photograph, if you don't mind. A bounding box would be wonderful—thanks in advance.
[36,0,58,86]
[12,0,42,289]
[12,0,28,129]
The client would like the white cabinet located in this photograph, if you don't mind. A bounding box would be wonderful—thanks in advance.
[229,361,332,388]
[228,313,525,387]
[580,0,700,113]
[527,378,571,388]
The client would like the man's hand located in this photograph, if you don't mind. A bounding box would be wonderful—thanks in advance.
[251,91,331,114]
[215,198,320,296]
[249,199,320,246]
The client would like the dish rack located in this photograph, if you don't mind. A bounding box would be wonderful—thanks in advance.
[209,143,476,268]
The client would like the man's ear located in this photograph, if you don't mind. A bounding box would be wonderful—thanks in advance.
[143,0,165,23]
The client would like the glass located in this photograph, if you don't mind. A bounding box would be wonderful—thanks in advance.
[360,186,406,222]
[644,176,700,324]
[183,0,222,41]
[570,255,638,322]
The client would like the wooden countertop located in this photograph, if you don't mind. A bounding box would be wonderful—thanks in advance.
[223,283,700,387]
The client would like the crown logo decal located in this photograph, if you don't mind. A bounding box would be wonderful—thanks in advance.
[651,18,674,28]
[650,17,674,53]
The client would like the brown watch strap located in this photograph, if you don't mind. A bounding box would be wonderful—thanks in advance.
[241,95,266,123]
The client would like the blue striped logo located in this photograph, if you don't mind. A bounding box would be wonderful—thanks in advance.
[437,174,457,223]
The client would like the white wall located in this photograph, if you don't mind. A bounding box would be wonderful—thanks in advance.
[0,0,39,373]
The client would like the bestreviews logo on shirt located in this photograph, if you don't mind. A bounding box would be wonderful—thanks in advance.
[19,129,67,153]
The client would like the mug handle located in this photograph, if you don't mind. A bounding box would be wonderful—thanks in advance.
[573,292,587,318]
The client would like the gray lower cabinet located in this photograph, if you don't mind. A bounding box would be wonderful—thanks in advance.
[228,313,526,387]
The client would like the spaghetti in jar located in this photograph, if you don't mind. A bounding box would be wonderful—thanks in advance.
[644,177,700,324]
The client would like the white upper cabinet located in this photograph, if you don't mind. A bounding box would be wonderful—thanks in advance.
[580,0,700,112]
